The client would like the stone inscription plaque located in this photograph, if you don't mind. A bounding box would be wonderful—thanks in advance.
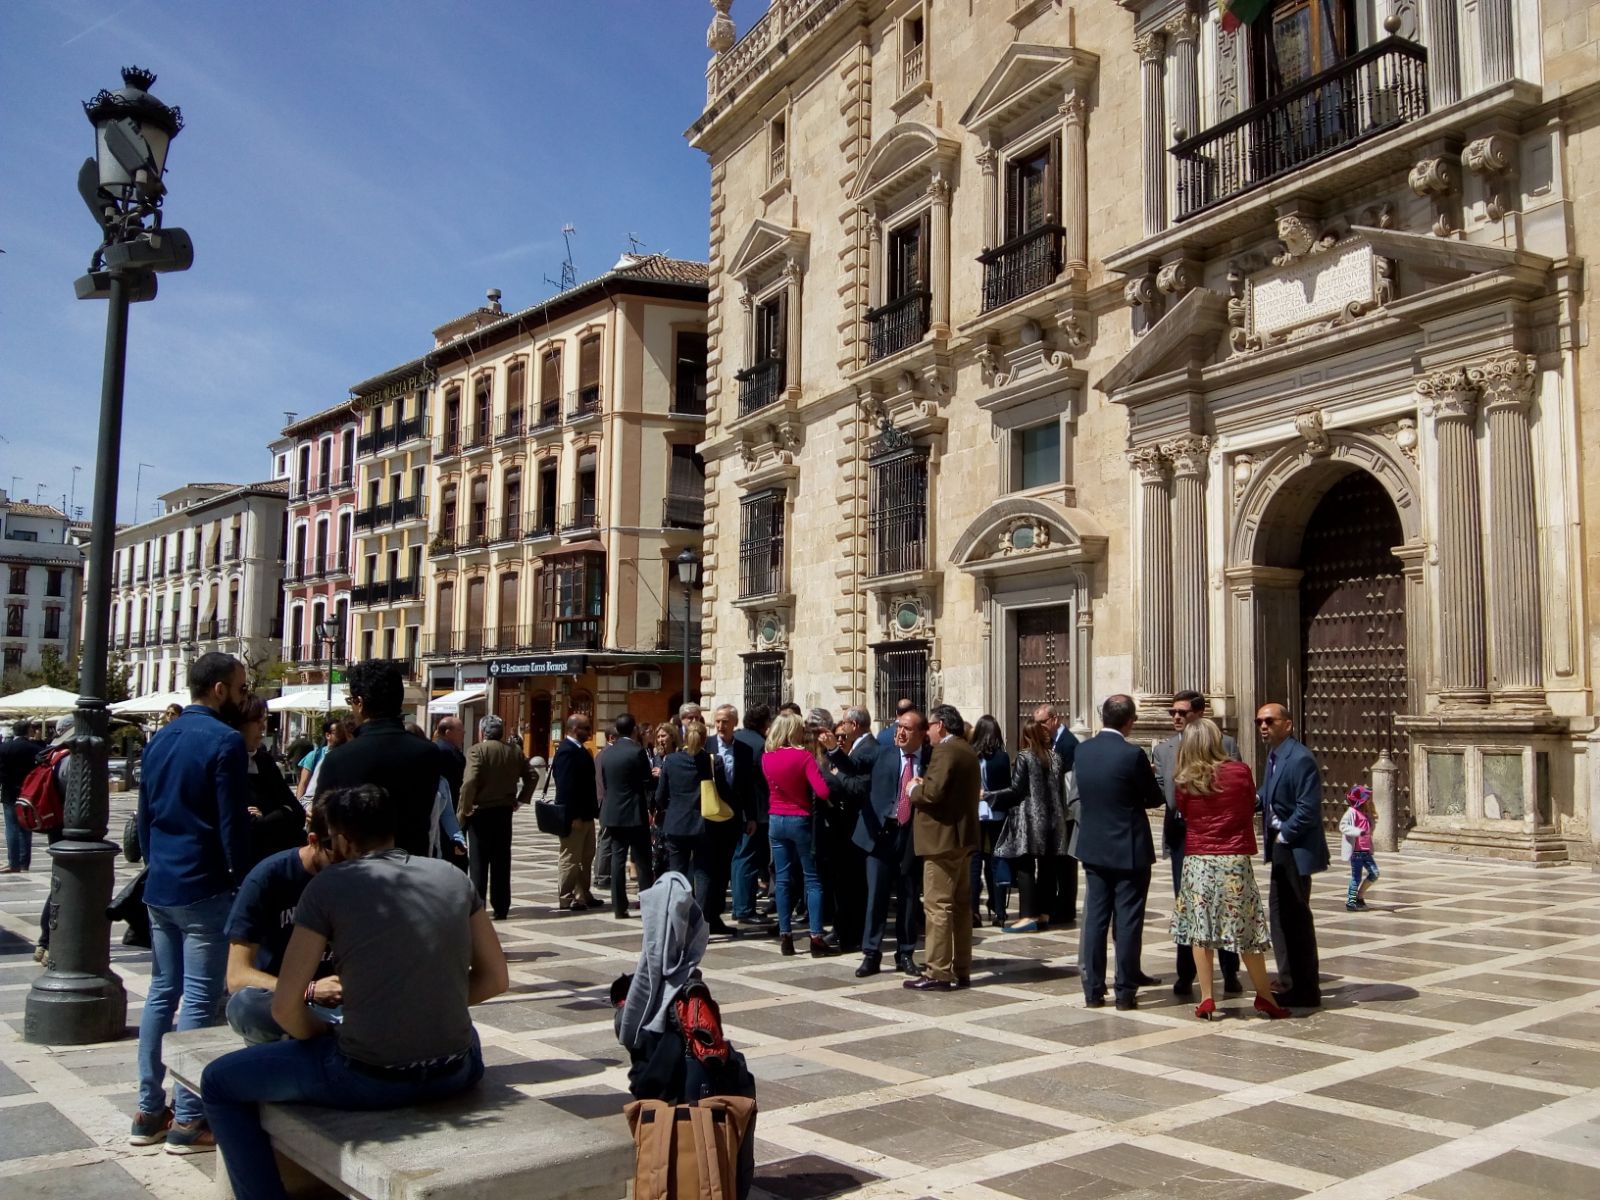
[1249,241,1377,339]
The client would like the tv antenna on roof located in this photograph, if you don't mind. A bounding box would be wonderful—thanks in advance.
[545,224,578,293]
[627,233,647,256]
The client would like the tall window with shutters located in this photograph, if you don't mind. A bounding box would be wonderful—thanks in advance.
[434,582,454,654]
[464,577,486,655]
[737,295,787,417]
[868,441,929,578]
[982,136,1063,312]
[576,334,602,413]
[738,491,785,599]
[540,349,562,425]
[497,572,519,649]
[868,213,931,362]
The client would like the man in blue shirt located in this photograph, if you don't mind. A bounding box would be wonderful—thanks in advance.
[131,652,252,1153]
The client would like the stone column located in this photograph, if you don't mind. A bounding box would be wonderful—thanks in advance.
[782,258,803,395]
[865,210,882,310]
[1165,11,1201,143]
[739,287,754,366]
[1423,0,1461,107]
[1131,446,1173,699]
[1418,366,1487,703]
[1165,436,1210,692]
[1060,90,1088,273]
[1472,351,1544,704]
[1136,31,1168,237]
[977,140,999,249]
[1477,0,1515,87]
[928,171,952,335]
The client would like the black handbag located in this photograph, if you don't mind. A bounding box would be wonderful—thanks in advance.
[530,767,570,837]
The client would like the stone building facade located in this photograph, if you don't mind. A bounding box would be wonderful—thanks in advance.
[689,0,1600,861]
[0,496,84,680]
[280,403,359,688]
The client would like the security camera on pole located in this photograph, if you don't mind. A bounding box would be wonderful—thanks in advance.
[26,67,193,1045]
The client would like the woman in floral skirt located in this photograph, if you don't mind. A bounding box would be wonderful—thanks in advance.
[1170,718,1289,1020]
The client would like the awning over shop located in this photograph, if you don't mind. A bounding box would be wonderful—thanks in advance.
[269,686,348,713]
[427,688,486,715]
[110,690,190,715]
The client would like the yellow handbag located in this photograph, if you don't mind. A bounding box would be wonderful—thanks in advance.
[700,777,734,822]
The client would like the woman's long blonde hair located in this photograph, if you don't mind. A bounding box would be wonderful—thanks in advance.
[682,720,708,755]
[766,711,807,752]
[1174,717,1228,795]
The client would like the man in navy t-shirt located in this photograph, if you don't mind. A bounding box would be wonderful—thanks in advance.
[223,799,341,1044]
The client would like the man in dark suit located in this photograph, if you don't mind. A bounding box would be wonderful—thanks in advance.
[730,705,772,926]
[1073,694,1164,1010]
[598,713,655,918]
[821,705,877,951]
[316,660,441,858]
[906,704,982,990]
[552,712,600,910]
[706,705,756,930]
[853,707,930,977]
[1033,702,1081,921]
[432,716,467,809]
[1256,702,1330,1007]
[1153,690,1241,997]
[876,698,915,748]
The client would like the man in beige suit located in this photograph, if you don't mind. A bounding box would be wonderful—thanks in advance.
[458,714,533,920]
[906,703,981,991]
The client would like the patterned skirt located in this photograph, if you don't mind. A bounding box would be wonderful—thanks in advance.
[1170,853,1271,954]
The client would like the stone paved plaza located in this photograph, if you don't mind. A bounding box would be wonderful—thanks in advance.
[3,796,1600,1198]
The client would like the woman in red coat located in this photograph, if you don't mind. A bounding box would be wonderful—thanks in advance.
[1170,718,1289,1020]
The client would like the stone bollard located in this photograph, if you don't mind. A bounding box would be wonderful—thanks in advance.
[1369,751,1399,853]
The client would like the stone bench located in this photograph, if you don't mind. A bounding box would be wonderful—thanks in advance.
[166,1028,634,1200]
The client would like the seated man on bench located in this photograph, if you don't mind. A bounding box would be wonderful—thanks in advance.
[201,784,510,1200]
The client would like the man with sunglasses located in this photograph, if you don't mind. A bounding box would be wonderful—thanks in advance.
[1255,703,1329,1008]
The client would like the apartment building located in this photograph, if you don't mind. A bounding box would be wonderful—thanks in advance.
[0,494,84,680]
[419,259,709,754]
[108,481,287,697]
[689,0,1600,862]
[280,403,359,687]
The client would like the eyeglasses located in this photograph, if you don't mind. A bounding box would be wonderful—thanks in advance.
[1255,718,1279,726]
[1167,709,1193,718]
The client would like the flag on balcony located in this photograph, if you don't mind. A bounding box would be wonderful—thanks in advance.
[1218,0,1268,33]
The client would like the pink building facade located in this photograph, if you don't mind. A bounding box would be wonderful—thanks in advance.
[281,403,359,686]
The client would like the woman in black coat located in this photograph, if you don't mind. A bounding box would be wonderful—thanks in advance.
[653,720,733,932]
[239,697,306,866]
[971,715,1013,926]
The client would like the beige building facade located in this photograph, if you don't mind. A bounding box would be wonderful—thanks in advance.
[690,0,1600,862]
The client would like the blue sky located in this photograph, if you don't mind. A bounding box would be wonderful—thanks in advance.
[2,0,714,524]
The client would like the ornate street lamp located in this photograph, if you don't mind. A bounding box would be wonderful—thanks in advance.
[675,547,701,709]
[315,619,339,715]
[26,68,193,1045]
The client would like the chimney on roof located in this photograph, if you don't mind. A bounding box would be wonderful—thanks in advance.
[486,288,503,313]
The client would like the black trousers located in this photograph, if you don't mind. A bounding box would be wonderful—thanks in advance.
[1080,863,1152,1003]
[1268,844,1320,999]
[467,806,514,918]
[1057,830,1079,923]
[606,824,655,916]
[668,821,741,923]
[817,801,866,950]
[861,824,920,956]
[1171,851,1239,982]
[1008,855,1057,922]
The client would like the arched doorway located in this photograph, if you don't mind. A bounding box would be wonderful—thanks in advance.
[1296,472,1408,828]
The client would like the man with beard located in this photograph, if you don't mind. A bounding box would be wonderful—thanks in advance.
[130,652,253,1151]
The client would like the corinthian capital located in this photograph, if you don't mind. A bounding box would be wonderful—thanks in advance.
[1416,365,1477,421]
[1134,30,1166,63]
[1059,90,1087,126]
[1162,436,1211,478]
[1468,352,1537,412]
[1128,445,1171,485]
[1163,11,1201,44]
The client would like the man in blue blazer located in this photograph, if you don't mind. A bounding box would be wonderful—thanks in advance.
[852,708,930,977]
[1073,694,1164,1010]
[1255,703,1329,1007]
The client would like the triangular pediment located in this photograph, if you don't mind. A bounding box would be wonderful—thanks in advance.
[850,122,960,203]
[949,496,1107,574]
[961,43,1098,136]
[1095,288,1228,397]
[728,219,809,282]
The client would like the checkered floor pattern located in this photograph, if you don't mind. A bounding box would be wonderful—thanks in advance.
[2,795,1599,1198]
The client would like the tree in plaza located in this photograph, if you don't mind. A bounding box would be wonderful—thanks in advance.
[240,644,289,696]
[0,648,131,702]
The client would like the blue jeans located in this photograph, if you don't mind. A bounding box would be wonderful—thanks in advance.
[226,987,342,1045]
[769,813,823,937]
[139,892,232,1123]
[201,1030,484,1200]
[1348,851,1379,901]
[3,800,30,871]
[730,822,769,919]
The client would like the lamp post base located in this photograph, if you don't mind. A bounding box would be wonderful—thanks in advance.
[23,837,128,1045]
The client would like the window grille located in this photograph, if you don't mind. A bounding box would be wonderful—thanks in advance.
[738,491,785,598]
[744,654,785,712]
[874,641,930,720]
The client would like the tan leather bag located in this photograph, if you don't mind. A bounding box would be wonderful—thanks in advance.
[624,1095,756,1200]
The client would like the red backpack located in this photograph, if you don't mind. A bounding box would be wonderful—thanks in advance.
[16,747,70,832]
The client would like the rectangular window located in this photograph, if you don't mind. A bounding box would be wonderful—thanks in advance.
[540,349,562,421]
[3,648,21,673]
[444,387,462,451]
[46,569,64,598]
[43,610,61,640]
[472,375,492,444]
[870,214,932,362]
[665,446,706,528]
[505,361,526,425]
[874,642,930,722]
[768,114,787,184]
[7,567,24,595]
[888,215,929,302]
[5,605,23,638]
[1016,421,1062,490]
[537,553,604,649]
[361,628,375,662]
[737,296,787,417]
[465,577,485,654]
[743,654,785,712]
[577,335,601,410]
[1006,141,1058,240]
[674,332,708,414]
[868,448,928,578]
[738,491,785,599]
[498,573,519,647]
[434,582,454,652]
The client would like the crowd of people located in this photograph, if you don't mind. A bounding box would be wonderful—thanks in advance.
[0,649,1371,1197]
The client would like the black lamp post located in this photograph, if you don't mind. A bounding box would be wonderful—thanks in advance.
[674,547,700,709]
[315,619,338,715]
[26,68,193,1045]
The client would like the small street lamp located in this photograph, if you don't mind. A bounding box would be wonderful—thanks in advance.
[315,620,339,715]
[27,67,193,1045]
[675,547,701,709]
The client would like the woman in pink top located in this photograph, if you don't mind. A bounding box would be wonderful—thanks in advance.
[762,712,835,958]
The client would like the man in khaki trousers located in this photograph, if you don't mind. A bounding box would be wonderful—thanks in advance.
[906,703,981,990]
[551,713,599,910]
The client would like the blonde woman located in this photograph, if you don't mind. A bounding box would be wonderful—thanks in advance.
[763,711,835,957]
[1170,718,1289,1021]
[654,719,736,934]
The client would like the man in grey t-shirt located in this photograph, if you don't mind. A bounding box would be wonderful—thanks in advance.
[200,784,510,1198]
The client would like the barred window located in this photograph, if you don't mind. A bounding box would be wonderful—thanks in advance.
[868,440,928,578]
[738,491,785,599]
[874,642,930,720]
[744,654,785,712]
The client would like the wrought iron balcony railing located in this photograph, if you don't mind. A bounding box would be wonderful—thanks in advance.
[495,410,525,442]
[530,407,562,435]
[568,387,602,421]
[979,223,1063,313]
[866,289,930,363]
[735,358,784,418]
[560,499,598,532]
[1172,37,1428,220]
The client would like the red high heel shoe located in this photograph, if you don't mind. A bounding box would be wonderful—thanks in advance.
[1254,993,1291,1019]
[1194,997,1217,1020]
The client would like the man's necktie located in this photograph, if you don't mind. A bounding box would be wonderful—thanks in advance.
[895,753,914,824]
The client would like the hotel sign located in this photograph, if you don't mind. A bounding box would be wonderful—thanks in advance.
[487,656,587,679]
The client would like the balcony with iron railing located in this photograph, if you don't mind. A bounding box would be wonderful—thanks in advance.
[356,430,378,456]
[397,413,427,444]
[979,224,1063,313]
[309,475,331,499]
[866,289,930,363]
[530,406,562,436]
[524,510,557,542]
[355,494,425,531]
[225,540,241,562]
[428,526,457,557]
[735,358,784,418]
[463,422,491,453]
[662,493,706,529]
[350,576,420,607]
[435,431,463,460]
[568,387,602,423]
[459,518,491,551]
[487,515,522,545]
[335,468,353,490]
[560,498,598,533]
[1172,38,1429,221]
[495,410,525,443]
[185,552,199,571]
[375,425,398,452]
[655,616,703,654]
